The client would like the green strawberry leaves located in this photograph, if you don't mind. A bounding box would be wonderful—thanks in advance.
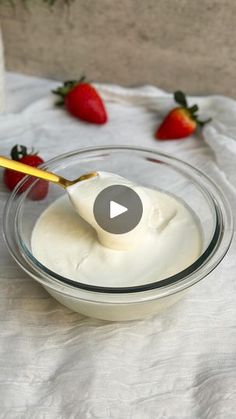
[11,145,38,161]
[11,145,28,161]
[52,76,86,106]
[174,90,211,127]
[174,91,188,108]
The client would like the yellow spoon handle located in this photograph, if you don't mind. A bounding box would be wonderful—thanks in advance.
[0,155,64,187]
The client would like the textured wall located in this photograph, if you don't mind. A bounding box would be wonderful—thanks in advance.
[0,0,236,96]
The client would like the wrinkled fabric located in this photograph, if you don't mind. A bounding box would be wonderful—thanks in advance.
[0,73,235,419]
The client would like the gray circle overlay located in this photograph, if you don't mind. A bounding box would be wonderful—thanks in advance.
[93,185,143,234]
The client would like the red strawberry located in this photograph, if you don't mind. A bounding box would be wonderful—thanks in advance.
[155,91,211,140]
[53,77,108,124]
[3,145,49,200]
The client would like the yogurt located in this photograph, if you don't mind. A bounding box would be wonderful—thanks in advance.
[31,172,202,288]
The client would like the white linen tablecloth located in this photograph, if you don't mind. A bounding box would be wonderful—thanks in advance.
[0,73,236,419]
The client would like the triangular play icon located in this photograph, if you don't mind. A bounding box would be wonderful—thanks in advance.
[109,200,128,219]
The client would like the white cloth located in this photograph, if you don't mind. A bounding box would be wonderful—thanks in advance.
[0,72,236,419]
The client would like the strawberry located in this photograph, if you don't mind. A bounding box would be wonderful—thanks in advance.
[53,77,108,124]
[155,91,211,140]
[3,145,49,200]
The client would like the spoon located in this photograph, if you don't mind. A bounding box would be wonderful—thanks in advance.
[0,156,98,189]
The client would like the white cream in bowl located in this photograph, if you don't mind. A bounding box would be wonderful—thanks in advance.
[31,172,202,288]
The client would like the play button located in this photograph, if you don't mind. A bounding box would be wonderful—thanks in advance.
[110,201,128,219]
[93,185,143,234]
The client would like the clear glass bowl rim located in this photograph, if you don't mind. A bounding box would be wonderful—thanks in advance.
[3,145,234,300]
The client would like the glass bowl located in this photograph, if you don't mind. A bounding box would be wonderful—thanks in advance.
[3,146,233,321]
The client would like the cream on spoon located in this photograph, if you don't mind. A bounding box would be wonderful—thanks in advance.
[67,171,154,250]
